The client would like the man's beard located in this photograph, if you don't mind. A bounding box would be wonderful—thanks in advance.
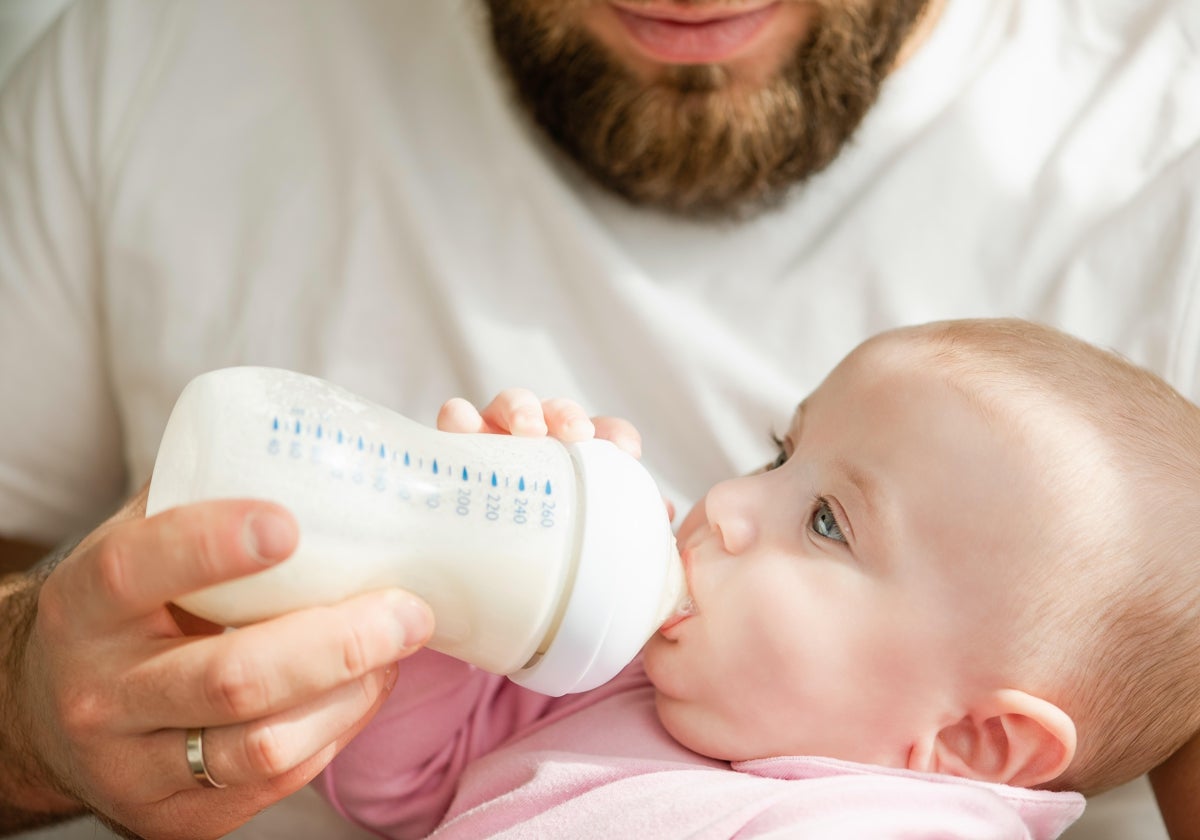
[484,1,931,219]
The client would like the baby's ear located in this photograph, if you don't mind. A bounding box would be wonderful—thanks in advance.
[914,690,1077,788]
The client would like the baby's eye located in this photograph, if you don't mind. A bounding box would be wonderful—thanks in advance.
[811,498,846,543]
[765,434,788,471]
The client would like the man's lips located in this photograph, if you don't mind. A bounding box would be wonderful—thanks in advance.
[609,2,783,64]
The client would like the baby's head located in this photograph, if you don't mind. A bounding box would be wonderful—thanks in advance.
[644,318,1200,795]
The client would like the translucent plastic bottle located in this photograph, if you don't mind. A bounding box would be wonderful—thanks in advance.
[146,367,687,696]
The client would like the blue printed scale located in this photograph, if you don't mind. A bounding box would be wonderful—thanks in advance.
[265,410,562,530]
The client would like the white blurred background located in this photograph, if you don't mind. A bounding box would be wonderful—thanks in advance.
[0,0,71,81]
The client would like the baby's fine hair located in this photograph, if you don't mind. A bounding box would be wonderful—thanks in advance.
[902,318,1200,796]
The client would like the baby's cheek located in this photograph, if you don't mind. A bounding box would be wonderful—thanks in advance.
[674,501,706,545]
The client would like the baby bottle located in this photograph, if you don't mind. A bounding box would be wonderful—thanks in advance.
[146,367,687,696]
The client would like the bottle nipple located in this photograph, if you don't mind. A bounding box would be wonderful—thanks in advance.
[653,540,692,628]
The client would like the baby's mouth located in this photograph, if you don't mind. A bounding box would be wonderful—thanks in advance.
[658,594,696,636]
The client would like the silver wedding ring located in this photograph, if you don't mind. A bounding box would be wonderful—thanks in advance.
[185,727,227,789]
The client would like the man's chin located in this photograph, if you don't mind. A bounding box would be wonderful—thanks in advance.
[484,0,934,218]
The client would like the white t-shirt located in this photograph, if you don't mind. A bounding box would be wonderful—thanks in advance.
[2,0,1198,546]
[0,3,1194,837]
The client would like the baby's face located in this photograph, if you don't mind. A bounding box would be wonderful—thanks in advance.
[643,339,1064,767]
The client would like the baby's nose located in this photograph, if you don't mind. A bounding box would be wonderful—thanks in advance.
[704,479,759,556]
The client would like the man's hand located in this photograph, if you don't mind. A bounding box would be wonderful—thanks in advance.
[1,486,433,839]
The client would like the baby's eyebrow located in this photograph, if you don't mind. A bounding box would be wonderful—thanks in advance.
[791,396,879,544]
[829,456,880,534]
[788,398,809,438]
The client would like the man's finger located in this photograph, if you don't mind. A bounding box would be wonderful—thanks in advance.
[126,589,431,729]
[190,665,395,788]
[64,500,297,628]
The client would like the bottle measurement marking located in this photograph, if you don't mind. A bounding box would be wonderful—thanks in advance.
[269,415,556,495]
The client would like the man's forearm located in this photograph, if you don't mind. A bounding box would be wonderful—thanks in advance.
[0,552,85,833]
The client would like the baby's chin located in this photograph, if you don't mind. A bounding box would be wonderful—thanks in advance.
[649,688,753,764]
[651,690,713,758]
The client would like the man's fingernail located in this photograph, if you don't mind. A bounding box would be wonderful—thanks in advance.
[244,511,297,563]
[389,592,434,647]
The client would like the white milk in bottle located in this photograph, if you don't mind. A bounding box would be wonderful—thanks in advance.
[146,367,687,696]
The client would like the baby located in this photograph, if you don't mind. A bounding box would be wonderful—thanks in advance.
[315,319,1200,839]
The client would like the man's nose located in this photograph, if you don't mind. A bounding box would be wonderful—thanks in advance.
[703,477,759,556]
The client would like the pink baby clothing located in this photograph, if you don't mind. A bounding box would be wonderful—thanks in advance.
[316,650,1084,839]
